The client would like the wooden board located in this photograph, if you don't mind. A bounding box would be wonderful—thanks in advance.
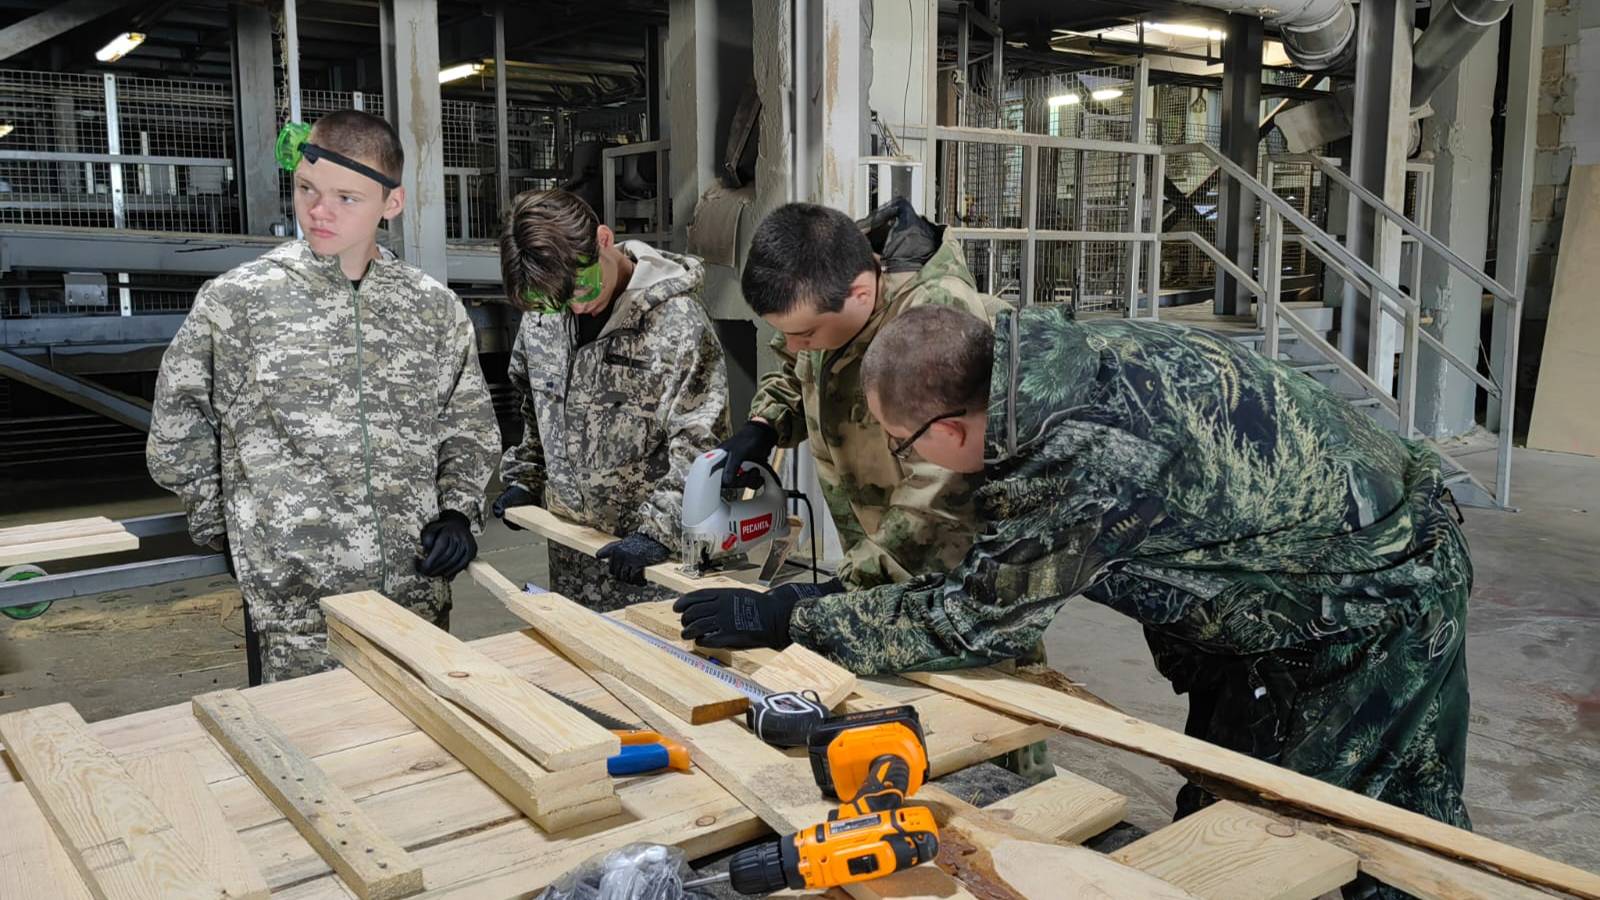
[0,703,222,900]
[981,765,1127,844]
[126,752,271,900]
[0,530,139,566]
[749,643,858,709]
[320,591,617,770]
[191,690,423,900]
[470,561,749,725]
[0,516,121,547]
[916,784,1197,900]
[903,666,1600,899]
[324,620,618,826]
[504,505,755,594]
[1111,801,1357,900]
[1301,823,1561,900]
[0,781,94,900]
[1529,163,1600,455]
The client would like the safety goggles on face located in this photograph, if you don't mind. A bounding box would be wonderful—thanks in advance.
[275,121,400,190]
[519,255,603,314]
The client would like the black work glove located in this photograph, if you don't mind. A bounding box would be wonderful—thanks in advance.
[492,484,536,531]
[765,578,844,606]
[416,510,476,579]
[857,196,943,273]
[675,586,799,650]
[717,420,779,493]
[596,532,671,585]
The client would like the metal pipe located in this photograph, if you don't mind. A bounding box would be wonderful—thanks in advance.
[1410,0,1514,107]
[1179,0,1356,70]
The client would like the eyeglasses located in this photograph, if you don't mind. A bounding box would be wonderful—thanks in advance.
[889,409,966,460]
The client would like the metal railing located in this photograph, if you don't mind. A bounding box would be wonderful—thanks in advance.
[1160,142,1519,508]
[601,141,670,247]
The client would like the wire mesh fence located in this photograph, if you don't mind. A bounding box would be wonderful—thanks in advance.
[2,272,213,318]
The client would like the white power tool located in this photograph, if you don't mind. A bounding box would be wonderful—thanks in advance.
[680,448,793,581]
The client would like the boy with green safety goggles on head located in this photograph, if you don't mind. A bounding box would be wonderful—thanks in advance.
[492,188,731,612]
[148,110,499,685]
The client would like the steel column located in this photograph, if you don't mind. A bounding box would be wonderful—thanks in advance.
[494,2,511,211]
[233,3,280,235]
[1215,14,1262,316]
[386,0,448,279]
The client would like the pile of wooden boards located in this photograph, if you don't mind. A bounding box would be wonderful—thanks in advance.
[0,516,139,567]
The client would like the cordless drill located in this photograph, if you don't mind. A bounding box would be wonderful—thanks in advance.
[685,707,940,894]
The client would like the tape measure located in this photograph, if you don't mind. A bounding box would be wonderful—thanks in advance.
[747,689,828,747]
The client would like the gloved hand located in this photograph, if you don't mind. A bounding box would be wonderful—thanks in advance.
[765,577,844,606]
[717,420,779,493]
[674,586,799,650]
[596,532,671,585]
[492,484,536,531]
[416,510,476,579]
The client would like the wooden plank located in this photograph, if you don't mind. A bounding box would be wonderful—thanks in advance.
[0,703,222,900]
[1529,163,1600,455]
[0,531,139,566]
[126,752,270,900]
[981,765,1127,844]
[590,671,987,900]
[916,784,1198,900]
[1302,823,1562,900]
[191,690,423,900]
[324,620,618,826]
[319,591,617,770]
[0,781,94,900]
[749,643,858,709]
[904,667,1600,899]
[469,562,749,725]
[1110,801,1357,900]
[0,516,120,546]
[505,505,755,594]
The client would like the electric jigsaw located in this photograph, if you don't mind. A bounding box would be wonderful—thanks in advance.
[679,448,793,582]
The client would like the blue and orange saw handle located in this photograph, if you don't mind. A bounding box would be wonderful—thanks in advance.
[606,730,692,776]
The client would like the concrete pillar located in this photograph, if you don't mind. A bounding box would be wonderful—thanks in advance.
[383,0,448,279]
[1215,14,1262,316]
[232,3,280,236]
[811,0,871,212]
[1343,0,1414,384]
[1416,29,1499,438]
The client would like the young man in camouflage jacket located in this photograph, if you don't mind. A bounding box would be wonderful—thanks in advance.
[678,305,1474,852]
[490,189,729,611]
[148,111,500,684]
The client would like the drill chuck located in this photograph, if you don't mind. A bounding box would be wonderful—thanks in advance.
[725,833,803,894]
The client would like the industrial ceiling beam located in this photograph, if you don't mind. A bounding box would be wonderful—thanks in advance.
[0,0,138,61]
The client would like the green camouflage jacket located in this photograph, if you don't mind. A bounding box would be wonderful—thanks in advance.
[790,308,1465,675]
[747,237,998,588]
[147,240,499,678]
[500,243,730,547]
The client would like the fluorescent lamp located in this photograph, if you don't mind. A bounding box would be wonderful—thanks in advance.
[1091,89,1124,101]
[1147,22,1225,41]
[1047,93,1081,107]
[0,123,13,139]
[95,32,146,63]
[438,62,485,84]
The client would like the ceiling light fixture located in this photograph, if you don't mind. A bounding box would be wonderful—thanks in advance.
[438,62,486,84]
[95,32,146,63]
[1091,88,1124,101]
[1147,22,1225,41]
[1047,93,1082,107]
[0,124,14,139]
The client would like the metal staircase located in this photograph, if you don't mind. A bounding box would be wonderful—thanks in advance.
[1157,143,1521,509]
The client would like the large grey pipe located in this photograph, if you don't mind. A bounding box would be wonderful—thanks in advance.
[1411,0,1514,107]
[1180,0,1357,70]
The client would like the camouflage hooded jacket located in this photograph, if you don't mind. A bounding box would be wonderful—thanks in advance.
[147,240,499,622]
[500,242,730,546]
[790,307,1467,675]
[747,225,1001,589]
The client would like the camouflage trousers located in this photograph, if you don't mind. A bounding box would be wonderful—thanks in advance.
[1150,523,1472,900]
[546,542,675,612]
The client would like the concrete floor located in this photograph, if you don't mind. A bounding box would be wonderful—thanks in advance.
[2,446,1596,874]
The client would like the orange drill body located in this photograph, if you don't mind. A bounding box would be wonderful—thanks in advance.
[785,805,940,889]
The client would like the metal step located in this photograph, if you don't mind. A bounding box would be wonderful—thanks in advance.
[1339,394,1384,409]
[1287,362,1343,376]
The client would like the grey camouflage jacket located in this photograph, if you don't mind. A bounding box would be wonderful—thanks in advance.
[500,243,730,546]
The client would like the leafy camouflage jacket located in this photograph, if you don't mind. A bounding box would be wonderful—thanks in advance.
[501,243,730,547]
[747,234,999,589]
[147,240,499,657]
[790,308,1467,675]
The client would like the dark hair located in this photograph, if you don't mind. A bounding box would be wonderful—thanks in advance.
[741,203,878,316]
[308,110,403,187]
[500,189,600,307]
[862,306,994,429]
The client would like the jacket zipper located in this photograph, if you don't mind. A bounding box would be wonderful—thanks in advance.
[351,280,388,583]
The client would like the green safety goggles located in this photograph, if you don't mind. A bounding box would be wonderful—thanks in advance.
[520,256,603,314]
[275,121,399,190]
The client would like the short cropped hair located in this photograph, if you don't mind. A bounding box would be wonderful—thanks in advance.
[308,110,403,186]
[500,189,600,308]
[742,203,878,316]
[863,306,994,430]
